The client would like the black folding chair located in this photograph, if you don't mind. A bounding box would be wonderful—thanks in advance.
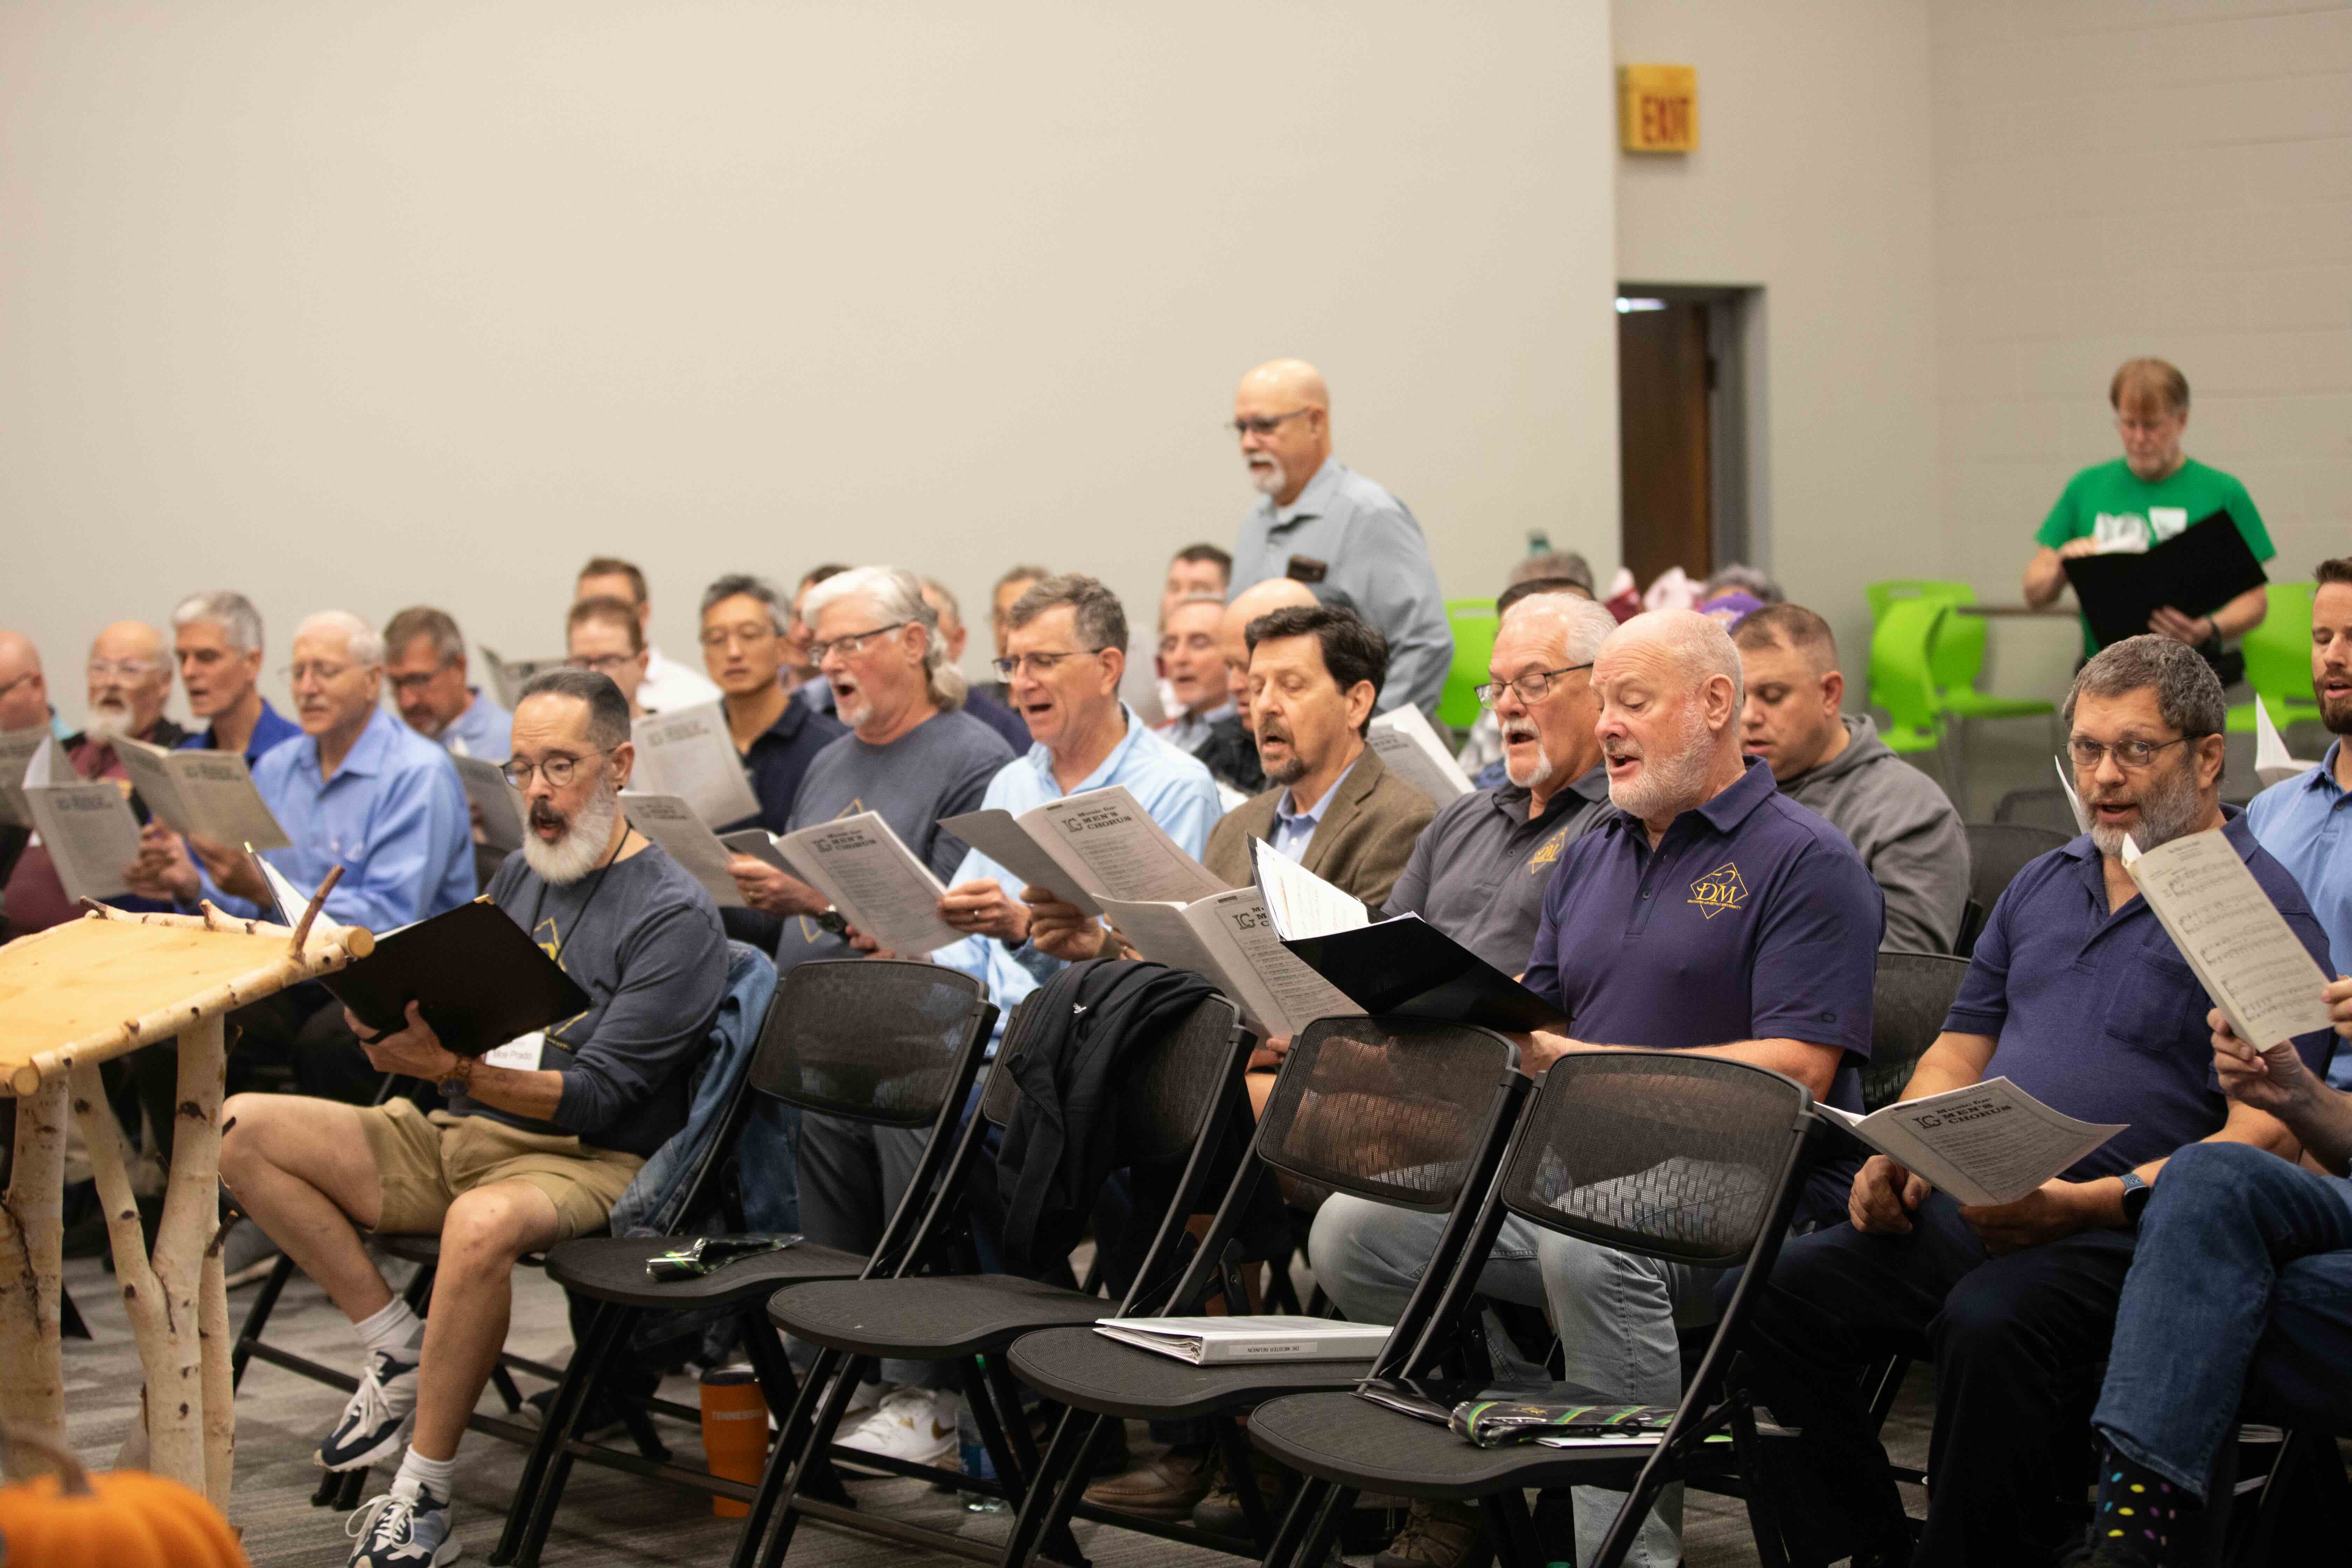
[740,974,1254,1568]
[1960,822,2070,958]
[1993,785,2081,838]
[490,959,1000,1567]
[1858,952,1968,1116]
[999,1015,1534,1564]
[1245,1051,1828,1568]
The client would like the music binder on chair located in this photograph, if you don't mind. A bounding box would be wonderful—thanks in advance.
[257,858,589,1057]
[2059,511,2268,651]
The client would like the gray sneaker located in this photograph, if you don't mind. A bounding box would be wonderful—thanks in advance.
[347,1485,460,1567]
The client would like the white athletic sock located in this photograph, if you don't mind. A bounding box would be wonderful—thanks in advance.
[392,1446,458,1503]
[354,1297,424,1359]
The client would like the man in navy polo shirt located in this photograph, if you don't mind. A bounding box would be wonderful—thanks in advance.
[1734,634,2333,1568]
[1311,609,1882,1568]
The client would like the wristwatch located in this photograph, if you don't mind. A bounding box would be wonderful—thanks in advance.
[438,1053,476,1099]
[2118,1171,2152,1228]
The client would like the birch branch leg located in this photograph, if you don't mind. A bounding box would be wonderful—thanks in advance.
[66,1063,174,1466]
[0,1079,68,1470]
[200,1219,234,1507]
[147,1016,226,1491]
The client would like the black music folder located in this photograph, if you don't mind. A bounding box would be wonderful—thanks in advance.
[1280,915,1568,1032]
[2060,511,2268,650]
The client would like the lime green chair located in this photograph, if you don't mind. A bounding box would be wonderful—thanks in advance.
[1438,598,1500,732]
[1868,597,1955,793]
[1866,579,2056,729]
[2225,582,2320,734]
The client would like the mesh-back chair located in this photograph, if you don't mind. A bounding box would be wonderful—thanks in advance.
[997,1017,1534,1563]
[1964,821,2069,950]
[490,961,999,1568]
[1994,783,2083,838]
[739,976,1254,1568]
[1247,1052,1826,1568]
[1861,953,1968,1114]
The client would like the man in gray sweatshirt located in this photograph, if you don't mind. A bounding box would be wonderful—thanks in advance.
[1734,603,1969,954]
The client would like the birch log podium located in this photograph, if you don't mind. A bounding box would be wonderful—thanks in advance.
[0,880,369,1510]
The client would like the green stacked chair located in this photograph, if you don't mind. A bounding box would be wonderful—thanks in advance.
[1437,598,1500,732]
[1867,579,2056,730]
[2226,581,2319,734]
[1868,596,1954,792]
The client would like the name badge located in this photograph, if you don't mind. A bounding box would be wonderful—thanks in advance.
[481,1031,545,1071]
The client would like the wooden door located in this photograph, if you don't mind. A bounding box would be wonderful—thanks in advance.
[1618,301,1713,590]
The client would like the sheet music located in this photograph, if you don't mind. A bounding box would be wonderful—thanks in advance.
[450,756,528,853]
[0,724,48,828]
[630,703,761,827]
[1202,888,1363,1034]
[2053,756,2091,834]
[2254,695,2319,789]
[1021,786,1229,904]
[1818,1076,2124,1208]
[620,790,746,906]
[1251,838,1373,941]
[777,812,963,954]
[2123,828,2333,1049]
[1367,706,1474,804]
[115,737,292,850]
[20,737,140,903]
[937,808,1105,918]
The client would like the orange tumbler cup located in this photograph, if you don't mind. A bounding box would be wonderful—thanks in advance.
[700,1365,770,1517]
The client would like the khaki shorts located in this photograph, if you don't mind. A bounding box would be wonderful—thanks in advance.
[356,1100,643,1242]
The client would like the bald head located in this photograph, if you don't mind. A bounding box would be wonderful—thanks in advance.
[1219,577,1321,714]
[0,632,48,732]
[84,621,172,746]
[1592,610,1749,832]
[1234,359,1333,507]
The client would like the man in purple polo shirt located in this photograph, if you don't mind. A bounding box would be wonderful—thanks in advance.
[1311,610,1882,1568]
[1734,634,2334,1568]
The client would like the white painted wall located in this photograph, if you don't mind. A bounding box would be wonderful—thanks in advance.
[0,2,1621,727]
[1933,0,2352,702]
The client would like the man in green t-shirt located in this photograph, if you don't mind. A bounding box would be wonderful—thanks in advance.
[2023,356,2273,660]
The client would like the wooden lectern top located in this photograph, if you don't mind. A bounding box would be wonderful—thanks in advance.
[0,906,370,1094]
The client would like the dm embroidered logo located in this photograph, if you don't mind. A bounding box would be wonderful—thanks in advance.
[1687,862,1746,919]
[1527,830,1569,873]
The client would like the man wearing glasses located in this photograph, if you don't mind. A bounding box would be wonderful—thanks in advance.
[565,594,653,716]
[696,573,845,833]
[128,609,474,1103]
[1736,635,2334,1568]
[1226,358,1451,721]
[382,605,514,760]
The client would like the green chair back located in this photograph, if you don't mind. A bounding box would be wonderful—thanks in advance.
[2246,582,2318,715]
[1868,597,1949,755]
[1438,599,1500,730]
[1867,579,1982,695]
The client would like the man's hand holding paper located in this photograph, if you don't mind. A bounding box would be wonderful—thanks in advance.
[728,854,826,917]
[1849,1154,1931,1236]
[1957,1180,2106,1258]
[1023,884,1113,962]
[939,877,1029,943]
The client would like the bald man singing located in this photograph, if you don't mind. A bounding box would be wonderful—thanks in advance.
[1228,359,1451,720]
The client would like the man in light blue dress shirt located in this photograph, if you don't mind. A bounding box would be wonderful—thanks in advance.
[384,606,514,760]
[2247,559,2352,1086]
[1227,359,1452,721]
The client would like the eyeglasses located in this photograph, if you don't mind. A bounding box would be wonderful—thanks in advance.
[2067,735,2198,770]
[1229,408,1313,438]
[87,659,164,680]
[1474,664,1593,708]
[807,623,909,664]
[385,670,448,694]
[568,652,634,673]
[500,749,612,789]
[992,649,1101,680]
[281,661,357,686]
[699,624,778,650]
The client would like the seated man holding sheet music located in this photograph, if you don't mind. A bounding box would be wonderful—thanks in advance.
[1314,608,1882,1568]
[219,667,727,1568]
[127,610,475,1103]
[1736,634,2336,1568]
[697,572,845,833]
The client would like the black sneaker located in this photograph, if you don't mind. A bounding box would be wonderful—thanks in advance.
[318,1348,422,1471]
[346,1484,459,1567]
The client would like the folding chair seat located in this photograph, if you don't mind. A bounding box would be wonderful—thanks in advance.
[489,959,999,1568]
[999,1015,1533,1561]
[742,969,1253,1568]
[1247,1051,1829,1568]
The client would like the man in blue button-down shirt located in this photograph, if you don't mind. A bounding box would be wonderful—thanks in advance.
[131,610,474,1102]
[1227,360,1452,720]
[383,606,514,761]
[169,591,302,766]
[2247,559,2352,1087]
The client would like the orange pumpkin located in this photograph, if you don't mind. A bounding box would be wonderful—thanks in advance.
[0,1428,246,1567]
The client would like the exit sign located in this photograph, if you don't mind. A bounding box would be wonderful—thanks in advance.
[1619,64,1698,153]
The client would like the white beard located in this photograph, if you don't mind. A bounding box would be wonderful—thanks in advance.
[83,705,132,745]
[1248,457,1287,498]
[1502,723,1553,791]
[1606,707,1715,820]
[522,778,622,884]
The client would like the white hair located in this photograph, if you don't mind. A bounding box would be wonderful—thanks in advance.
[1604,608,1745,712]
[799,565,967,710]
[171,590,264,653]
[1501,593,1620,667]
[293,609,385,667]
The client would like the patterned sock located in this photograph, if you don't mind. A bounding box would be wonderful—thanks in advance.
[2091,1441,2191,1563]
[392,1446,458,1504]
[354,1297,424,1358]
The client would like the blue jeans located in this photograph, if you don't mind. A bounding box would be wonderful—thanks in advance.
[1308,1195,1715,1568]
[2093,1140,2352,1498]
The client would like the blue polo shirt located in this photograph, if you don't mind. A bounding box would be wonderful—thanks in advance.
[1944,809,2335,1180]
[1524,757,1882,1114]
[176,698,302,768]
[724,692,847,834]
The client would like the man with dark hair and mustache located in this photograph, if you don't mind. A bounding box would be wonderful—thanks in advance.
[1736,634,2335,1568]
[218,667,727,1568]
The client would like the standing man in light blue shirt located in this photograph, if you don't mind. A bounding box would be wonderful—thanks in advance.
[1227,359,1452,720]
[130,610,475,1104]
[2247,557,2352,1086]
[383,606,514,760]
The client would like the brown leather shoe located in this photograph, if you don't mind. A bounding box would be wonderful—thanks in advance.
[1372,1499,1484,1568]
[1189,1447,1294,1536]
[1082,1449,1211,1520]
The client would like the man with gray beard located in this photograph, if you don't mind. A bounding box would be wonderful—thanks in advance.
[1735,634,2333,1568]
[220,668,726,1568]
